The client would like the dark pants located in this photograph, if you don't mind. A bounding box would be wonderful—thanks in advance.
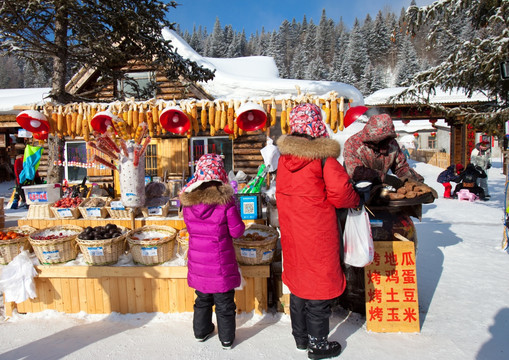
[194,289,236,343]
[290,293,332,343]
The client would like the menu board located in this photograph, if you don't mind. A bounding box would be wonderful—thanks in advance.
[364,241,420,333]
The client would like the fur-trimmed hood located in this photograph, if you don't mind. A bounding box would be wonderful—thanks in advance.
[276,135,341,159]
[179,184,234,207]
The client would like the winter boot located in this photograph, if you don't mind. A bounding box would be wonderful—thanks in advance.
[307,335,342,360]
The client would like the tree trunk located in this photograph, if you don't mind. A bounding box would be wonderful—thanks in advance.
[46,134,64,184]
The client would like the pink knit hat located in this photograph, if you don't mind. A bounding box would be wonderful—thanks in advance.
[181,153,229,193]
[289,103,329,138]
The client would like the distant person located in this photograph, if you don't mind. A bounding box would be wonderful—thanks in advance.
[12,154,42,209]
[437,163,464,198]
[452,163,487,200]
[179,153,245,350]
[470,140,491,199]
[401,145,410,159]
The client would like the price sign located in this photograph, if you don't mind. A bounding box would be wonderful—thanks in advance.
[148,206,163,215]
[86,207,102,217]
[87,247,104,256]
[365,241,420,333]
[57,208,73,218]
[141,246,158,256]
[110,201,125,210]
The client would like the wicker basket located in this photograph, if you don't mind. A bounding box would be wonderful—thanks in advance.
[51,205,82,219]
[176,228,189,260]
[29,225,83,264]
[76,226,128,265]
[78,197,110,219]
[106,198,140,219]
[141,200,170,218]
[27,203,55,219]
[127,225,177,265]
[0,225,37,265]
[233,224,279,265]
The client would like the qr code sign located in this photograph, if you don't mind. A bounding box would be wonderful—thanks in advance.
[243,202,255,214]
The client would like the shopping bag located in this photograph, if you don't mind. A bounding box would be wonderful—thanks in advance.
[343,206,374,267]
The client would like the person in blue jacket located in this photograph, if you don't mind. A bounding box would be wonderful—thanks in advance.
[436,163,463,198]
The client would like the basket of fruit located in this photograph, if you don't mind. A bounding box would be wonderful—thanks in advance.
[0,225,37,265]
[75,224,128,265]
[126,225,177,265]
[233,224,279,265]
[51,197,83,219]
[176,228,189,260]
[29,225,83,264]
[78,197,109,219]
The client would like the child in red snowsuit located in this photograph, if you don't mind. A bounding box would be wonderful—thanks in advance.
[436,163,463,198]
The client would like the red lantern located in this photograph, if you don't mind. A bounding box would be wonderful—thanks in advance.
[402,119,410,124]
[431,132,436,137]
[429,119,437,125]
[413,132,419,138]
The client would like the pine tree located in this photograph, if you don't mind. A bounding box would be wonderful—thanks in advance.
[369,11,391,67]
[208,18,226,57]
[403,0,509,135]
[395,35,421,86]
[0,0,214,103]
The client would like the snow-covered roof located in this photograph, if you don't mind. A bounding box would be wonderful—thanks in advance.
[0,87,51,113]
[162,29,364,105]
[394,119,448,132]
[365,87,490,106]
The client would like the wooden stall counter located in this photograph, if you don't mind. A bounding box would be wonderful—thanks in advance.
[5,265,269,317]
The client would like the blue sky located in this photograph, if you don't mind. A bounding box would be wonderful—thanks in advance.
[171,0,436,35]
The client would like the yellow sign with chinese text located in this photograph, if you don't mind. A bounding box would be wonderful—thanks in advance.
[365,241,420,333]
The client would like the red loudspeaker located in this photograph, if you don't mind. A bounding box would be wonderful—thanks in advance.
[16,110,50,134]
[91,110,116,133]
[236,102,267,131]
[344,106,369,128]
[159,106,190,135]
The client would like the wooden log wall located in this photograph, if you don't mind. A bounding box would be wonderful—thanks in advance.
[233,133,266,176]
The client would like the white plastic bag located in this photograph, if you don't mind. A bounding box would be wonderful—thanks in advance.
[343,206,374,267]
[0,249,38,303]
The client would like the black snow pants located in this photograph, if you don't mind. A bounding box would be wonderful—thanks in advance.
[290,293,332,344]
[193,289,236,343]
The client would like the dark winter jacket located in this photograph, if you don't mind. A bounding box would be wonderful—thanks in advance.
[276,135,360,300]
[179,184,245,294]
[437,165,460,184]
[456,163,487,185]
[343,113,424,184]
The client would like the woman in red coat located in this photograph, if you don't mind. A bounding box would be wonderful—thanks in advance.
[276,103,359,359]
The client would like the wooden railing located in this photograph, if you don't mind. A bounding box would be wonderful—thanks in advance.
[408,149,450,169]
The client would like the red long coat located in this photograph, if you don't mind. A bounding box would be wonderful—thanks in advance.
[276,135,360,300]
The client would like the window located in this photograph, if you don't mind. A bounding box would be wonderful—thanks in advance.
[64,141,88,183]
[428,136,436,149]
[190,137,233,174]
[145,144,158,177]
[117,71,156,99]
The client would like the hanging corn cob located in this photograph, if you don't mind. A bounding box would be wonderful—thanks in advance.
[338,97,345,131]
[324,100,331,125]
[50,109,58,135]
[270,98,277,127]
[65,108,72,137]
[76,104,83,137]
[83,106,90,142]
[286,100,292,134]
[138,103,146,131]
[147,107,154,137]
[280,101,287,135]
[191,102,199,135]
[132,103,140,137]
[214,102,221,131]
[200,101,208,131]
[57,105,65,138]
[220,102,227,130]
[151,104,159,136]
[331,94,338,131]
[227,100,234,132]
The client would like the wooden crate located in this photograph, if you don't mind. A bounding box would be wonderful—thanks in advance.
[4,265,269,316]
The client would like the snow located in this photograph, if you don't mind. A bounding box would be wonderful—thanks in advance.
[162,29,365,105]
[1,158,508,360]
[364,87,491,106]
[0,88,52,112]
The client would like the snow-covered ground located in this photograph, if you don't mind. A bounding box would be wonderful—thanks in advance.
[1,159,508,360]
